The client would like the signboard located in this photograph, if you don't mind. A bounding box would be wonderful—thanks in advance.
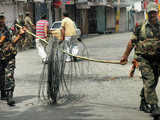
[34,0,45,2]
[53,0,62,7]
[62,0,74,4]
[77,0,88,3]
[155,0,158,4]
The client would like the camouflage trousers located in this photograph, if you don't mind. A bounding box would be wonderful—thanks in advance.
[0,58,15,92]
[17,35,25,50]
[24,34,35,48]
[138,55,160,105]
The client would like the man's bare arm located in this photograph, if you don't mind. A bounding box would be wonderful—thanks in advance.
[61,26,65,40]
[44,24,48,38]
[120,39,134,65]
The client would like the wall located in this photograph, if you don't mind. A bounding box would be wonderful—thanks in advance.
[0,2,17,27]
[96,6,106,33]
[35,2,49,23]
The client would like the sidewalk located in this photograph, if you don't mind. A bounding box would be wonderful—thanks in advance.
[81,32,132,40]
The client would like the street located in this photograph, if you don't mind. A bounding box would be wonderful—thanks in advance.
[0,32,158,120]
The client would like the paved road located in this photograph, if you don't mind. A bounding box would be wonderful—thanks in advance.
[0,32,158,120]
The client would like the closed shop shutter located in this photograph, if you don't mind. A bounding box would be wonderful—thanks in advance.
[106,7,116,33]
[119,7,127,32]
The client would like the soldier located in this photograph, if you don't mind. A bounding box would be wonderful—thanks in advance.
[24,11,35,49]
[13,14,25,51]
[120,2,160,117]
[0,15,25,106]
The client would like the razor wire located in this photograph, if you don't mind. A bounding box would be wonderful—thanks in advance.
[16,24,121,104]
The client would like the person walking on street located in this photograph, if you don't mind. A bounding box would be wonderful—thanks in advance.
[36,14,49,63]
[120,2,160,117]
[24,11,35,49]
[0,15,26,106]
[61,11,77,62]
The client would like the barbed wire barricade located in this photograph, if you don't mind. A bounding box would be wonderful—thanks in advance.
[16,24,121,104]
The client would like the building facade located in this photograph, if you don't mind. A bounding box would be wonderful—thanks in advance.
[0,0,144,35]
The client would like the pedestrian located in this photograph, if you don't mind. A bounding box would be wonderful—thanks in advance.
[36,14,49,63]
[120,2,160,117]
[61,11,77,62]
[24,11,35,49]
[0,14,26,106]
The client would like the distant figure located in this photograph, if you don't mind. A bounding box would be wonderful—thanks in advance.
[24,11,35,49]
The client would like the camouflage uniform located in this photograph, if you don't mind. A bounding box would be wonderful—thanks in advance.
[0,59,15,93]
[131,20,160,105]
[24,16,34,48]
[0,26,17,103]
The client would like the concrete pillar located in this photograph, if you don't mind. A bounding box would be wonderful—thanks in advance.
[82,9,88,35]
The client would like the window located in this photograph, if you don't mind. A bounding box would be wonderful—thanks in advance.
[52,22,61,29]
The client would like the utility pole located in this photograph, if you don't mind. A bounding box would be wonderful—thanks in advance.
[27,0,35,24]
[74,0,76,22]
[51,0,55,22]
[115,0,120,32]
[61,0,66,17]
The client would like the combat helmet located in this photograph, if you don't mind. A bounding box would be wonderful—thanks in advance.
[147,2,158,13]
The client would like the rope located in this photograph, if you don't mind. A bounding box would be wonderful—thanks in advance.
[15,24,120,64]
[62,50,120,64]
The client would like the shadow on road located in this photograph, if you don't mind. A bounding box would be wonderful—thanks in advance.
[0,94,105,120]
[57,94,86,106]
[72,74,140,82]
[15,95,36,104]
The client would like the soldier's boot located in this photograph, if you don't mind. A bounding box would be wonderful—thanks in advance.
[153,116,160,120]
[1,90,7,100]
[151,104,160,117]
[139,99,152,113]
[6,91,15,106]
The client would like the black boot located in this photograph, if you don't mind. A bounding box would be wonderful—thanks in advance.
[7,91,15,106]
[153,116,160,120]
[1,90,7,100]
[139,99,152,113]
[151,104,160,117]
